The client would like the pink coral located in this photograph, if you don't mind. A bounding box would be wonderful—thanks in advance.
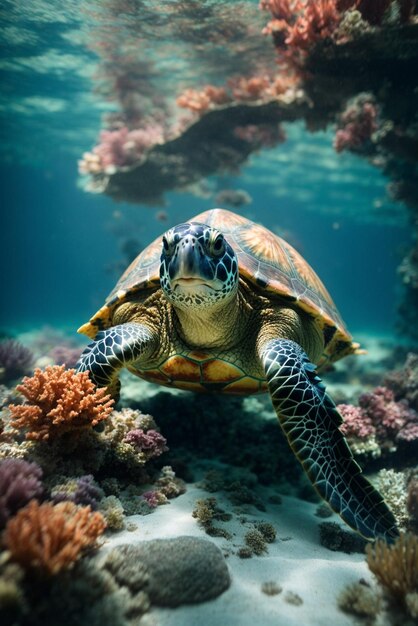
[79,124,164,175]
[124,428,168,460]
[339,403,375,439]
[334,95,378,153]
[141,490,167,508]
[339,384,418,454]
[359,387,412,439]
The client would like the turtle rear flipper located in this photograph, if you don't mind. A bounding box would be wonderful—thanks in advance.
[76,322,157,400]
[260,338,399,542]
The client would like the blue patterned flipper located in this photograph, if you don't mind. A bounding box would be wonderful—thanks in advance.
[260,339,398,541]
[76,323,155,399]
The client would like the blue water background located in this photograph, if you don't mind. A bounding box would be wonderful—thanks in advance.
[0,1,410,340]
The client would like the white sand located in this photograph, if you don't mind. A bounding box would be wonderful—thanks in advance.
[103,480,371,626]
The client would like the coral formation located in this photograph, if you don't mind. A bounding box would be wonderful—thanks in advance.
[334,94,378,153]
[50,474,103,509]
[3,500,106,575]
[0,339,34,383]
[261,581,283,596]
[99,495,125,531]
[105,537,231,607]
[377,469,408,528]
[338,380,418,457]
[124,428,168,461]
[338,581,381,617]
[366,533,418,614]
[192,496,232,538]
[244,529,268,555]
[9,366,114,441]
[0,458,44,528]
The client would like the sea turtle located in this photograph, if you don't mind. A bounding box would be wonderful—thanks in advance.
[77,208,398,541]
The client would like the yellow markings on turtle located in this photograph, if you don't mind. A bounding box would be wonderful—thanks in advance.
[161,355,201,382]
[201,359,244,382]
[225,377,267,395]
[77,305,111,339]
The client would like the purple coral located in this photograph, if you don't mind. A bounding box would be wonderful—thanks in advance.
[124,428,168,460]
[0,339,34,382]
[0,459,44,528]
[51,475,103,509]
[48,345,83,369]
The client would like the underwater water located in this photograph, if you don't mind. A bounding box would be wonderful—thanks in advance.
[1,3,418,626]
[0,0,410,337]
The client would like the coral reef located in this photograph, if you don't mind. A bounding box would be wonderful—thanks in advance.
[334,93,378,153]
[0,459,44,528]
[192,496,232,539]
[338,580,382,618]
[123,427,168,461]
[0,340,34,383]
[338,382,418,457]
[377,469,409,528]
[105,537,231,607]
[3,500,106,576]
[244,529,268,555]
[9,366,114,441]
[50,474,103,509]
[366,533,418,615]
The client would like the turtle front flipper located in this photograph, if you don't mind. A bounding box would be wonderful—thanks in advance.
[259,338,398,542]
[76,322,157,400]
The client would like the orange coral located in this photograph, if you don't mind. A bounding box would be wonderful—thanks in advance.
[176,85,231,114]
[3,500,106,575]
[9,365,114,441]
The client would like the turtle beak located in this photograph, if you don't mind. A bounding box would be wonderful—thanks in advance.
[171,236,206,282]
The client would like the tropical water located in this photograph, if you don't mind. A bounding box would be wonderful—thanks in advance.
[0,0,410,339]
[1,4,418,626]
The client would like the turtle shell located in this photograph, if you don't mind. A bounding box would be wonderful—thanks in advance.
[79,208,358,366]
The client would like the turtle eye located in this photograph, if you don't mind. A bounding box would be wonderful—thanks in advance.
[162,236,172,255]
[210,234,225,256]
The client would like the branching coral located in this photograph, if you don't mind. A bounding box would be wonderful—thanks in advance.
[0,339,34,383]
[366,534,418,613]
[0,459,44,528]
[260,0,416,66]
[3,500,106,575]
[9,365,114,441]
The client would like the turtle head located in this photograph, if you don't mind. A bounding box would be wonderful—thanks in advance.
[159,222,238,310]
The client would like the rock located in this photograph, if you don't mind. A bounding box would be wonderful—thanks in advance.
[110,536,231,607]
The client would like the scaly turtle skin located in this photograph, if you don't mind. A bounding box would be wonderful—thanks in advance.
[77,208,398,542]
